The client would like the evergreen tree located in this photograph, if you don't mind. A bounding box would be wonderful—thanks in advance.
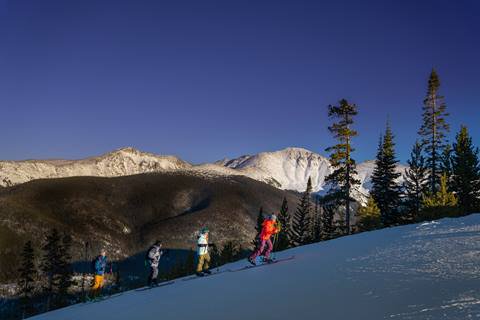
[357,196,382,231]
[319,201,336,240]
[252,207,264,247]
[440,144,453,190]
[370,122,401,225]
[57,234,73,307]
[291,177,313,246]
[220,241,240,264]
[41,228,62,311]
[403,141,429,222]
[421,174,459,220]
[312,196,322,241]
[276,197,291,250]
[418,69,450,194]
[324,99,360,234]
[18,240,37,317]
[451,126,480,214]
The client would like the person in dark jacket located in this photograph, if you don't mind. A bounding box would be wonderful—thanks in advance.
[91,249,108,297]
[146,241,164,286]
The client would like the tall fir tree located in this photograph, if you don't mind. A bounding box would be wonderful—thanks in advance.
[403,142,429,222]
[291,177,313,246]
[57,234,73,307]
[418,69,450,194]
[252,207,264,247]
[18,240,38,317]
[312,196,322,241]
[41,228,62,311]
[451,126,480,214]
[324,99,360,234]
[276,197,291,250]
[370,122,401,225]
[319,200,336,240]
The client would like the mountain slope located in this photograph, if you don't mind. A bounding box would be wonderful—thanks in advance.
[0,172,299,282]
[31,214,480,320]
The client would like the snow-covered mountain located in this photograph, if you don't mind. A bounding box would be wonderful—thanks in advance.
[218,147,407,198]
[31,214,480,320]
[0,147,406,201]
[0,147,192,186]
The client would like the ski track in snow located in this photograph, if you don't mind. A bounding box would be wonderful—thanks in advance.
[31,214,480,320]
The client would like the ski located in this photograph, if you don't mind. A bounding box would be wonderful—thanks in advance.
[230,255,295,272]
[181,269,227,282]
[135,280,176,291]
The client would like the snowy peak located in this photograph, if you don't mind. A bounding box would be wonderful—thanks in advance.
[0,147,192,186]
[217,147,332,192]
[216,147,406,201]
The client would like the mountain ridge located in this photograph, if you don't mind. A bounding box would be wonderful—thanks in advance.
[0,147,407,199]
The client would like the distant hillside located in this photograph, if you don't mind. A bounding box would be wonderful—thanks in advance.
[0,172,299,282]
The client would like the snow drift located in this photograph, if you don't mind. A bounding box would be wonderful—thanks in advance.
[31,214,480,320]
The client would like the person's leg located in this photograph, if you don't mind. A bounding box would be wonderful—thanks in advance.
[152,266,159,284]
[148,266,155,286]
[203,253,211,272]
[196,254,205,273]
[263,239,273,259]
[249,239,266,260]
[91,275,104,297]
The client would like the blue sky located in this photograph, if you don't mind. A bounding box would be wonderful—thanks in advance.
[0,0,479,164]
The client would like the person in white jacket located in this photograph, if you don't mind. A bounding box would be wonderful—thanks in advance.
[196,227,214,276]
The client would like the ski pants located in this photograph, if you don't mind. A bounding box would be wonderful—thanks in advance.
[148,265,159,285]
[250,238,273,260]
[196,253,210,273]
[90,274,104,297]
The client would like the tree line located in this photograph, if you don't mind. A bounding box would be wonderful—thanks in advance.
[268,69,480,250]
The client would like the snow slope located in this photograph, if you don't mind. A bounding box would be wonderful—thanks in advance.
[32,214,480,320]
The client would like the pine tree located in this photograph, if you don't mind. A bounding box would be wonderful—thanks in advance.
[403,141,429,222]
[418,69,450,194]
[451,126,480,214]
[440,144,453,190]
[18,240,37,317]
[312,196,322,241]
[276,197,291,250]
[421,174,458,220]
[41,229,62,311]
[370,122,401,225]
[57,234,73,307]
[252,207,264,247]
[357,196,382,231]
[319,201,336,240]
[324,99,360,234]
[291,178,313,246]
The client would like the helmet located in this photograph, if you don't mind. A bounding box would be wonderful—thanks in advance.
[200,227,209,234]
[270,214,277,221]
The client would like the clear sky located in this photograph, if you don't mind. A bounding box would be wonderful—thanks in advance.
[0,0,479,164]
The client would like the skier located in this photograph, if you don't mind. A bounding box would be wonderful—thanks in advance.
[196,227,215,276]
[248,214,280,265]
[91,248,108,297]
[146,240,164,286]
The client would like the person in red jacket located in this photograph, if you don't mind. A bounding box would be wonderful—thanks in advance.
[248,214,280,265]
